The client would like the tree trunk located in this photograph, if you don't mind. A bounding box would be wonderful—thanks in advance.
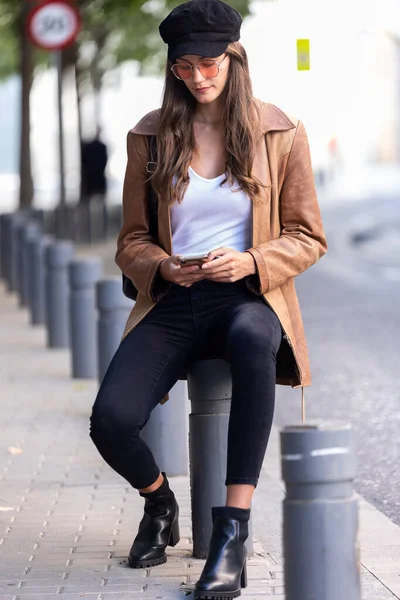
[18,4,34,209]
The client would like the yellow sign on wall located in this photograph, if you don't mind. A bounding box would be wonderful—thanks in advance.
[297,39,310,71]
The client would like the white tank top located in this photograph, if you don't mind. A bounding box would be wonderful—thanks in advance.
[171,166,252,256]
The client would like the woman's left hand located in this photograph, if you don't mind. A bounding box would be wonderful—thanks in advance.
[201,248,256,282]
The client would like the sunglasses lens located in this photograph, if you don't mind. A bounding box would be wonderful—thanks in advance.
[172,64,192,79]
[172,60,220,80]
[198,61,219,78]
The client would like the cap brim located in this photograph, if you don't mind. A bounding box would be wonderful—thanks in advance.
[168,40,228,62]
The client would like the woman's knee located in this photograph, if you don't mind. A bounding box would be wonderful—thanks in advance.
[89,387,144,450]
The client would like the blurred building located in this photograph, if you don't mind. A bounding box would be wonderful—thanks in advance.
[372,31,400,162]
[242,0,400,168]
[1,0,400,211]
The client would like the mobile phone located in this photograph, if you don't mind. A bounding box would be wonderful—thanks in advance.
[178,253,210,266]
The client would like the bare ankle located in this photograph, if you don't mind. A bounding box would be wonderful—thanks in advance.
[225,484,254,509]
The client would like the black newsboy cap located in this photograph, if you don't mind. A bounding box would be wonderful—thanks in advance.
[159,0,242,62]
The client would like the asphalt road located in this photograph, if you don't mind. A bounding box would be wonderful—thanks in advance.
[274,192,400,525]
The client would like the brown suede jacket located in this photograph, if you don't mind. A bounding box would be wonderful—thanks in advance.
[116,100,328,398]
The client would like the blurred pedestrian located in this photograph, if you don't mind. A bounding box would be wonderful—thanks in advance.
[81,127,108,199]
[81,127,108,240]
[90,0,327,598]
[327,134,342,181]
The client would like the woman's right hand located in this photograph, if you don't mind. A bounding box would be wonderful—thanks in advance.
[159,256,206,288]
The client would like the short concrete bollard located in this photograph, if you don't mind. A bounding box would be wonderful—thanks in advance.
[17,219,31,306]
[28,208,45,229]
[0,213,14,286]
[96,277,133,382]
[280,422,361,600]
[45,241,75,348]
[54,205,72,240]
[187,359,253,559]
[22,222,41,310]
[12,215,27,297]
[29,235,52,326]
[69,257,103,379]
[0,213,10,283]
[7,213,25,293]
[141,381,189,477]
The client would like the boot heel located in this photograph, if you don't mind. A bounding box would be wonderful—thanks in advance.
[168,518,180,547]
[240,561,247,589]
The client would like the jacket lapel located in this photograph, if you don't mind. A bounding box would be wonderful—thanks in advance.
[131,101,297,254]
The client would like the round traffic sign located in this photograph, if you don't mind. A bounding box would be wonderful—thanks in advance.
[27,0,81,51]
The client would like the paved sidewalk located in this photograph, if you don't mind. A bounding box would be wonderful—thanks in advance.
[1,253,400,599]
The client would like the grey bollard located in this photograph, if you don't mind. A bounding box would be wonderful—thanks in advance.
[187,359,253,559]
[69,257,103,378]
[54,205,73,240]
[0,213,11,284]
[96,277,133,382]
[9,214,25,294]
[22,222,41,310]
[141,381,189,477]
[2,213,14,290]
[28,208,45,229]
[16,219,30,305]
[45,241,75,348]
[28,235,52,326]
[7,213,25,292]
[0,213,7,281]
[280,422,360,600]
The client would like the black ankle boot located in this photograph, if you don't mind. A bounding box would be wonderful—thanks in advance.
[194,506,250,599]
[128,473,180,568]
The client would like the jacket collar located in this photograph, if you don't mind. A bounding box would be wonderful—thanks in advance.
[131,99,296,136]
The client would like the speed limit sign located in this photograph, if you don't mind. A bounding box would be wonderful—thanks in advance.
[27,0,81,51]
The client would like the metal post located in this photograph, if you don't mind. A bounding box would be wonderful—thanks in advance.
[280,422,360,600]
[69,257,103,378]
[187,359,253,559]
[56,49,66,208]
[96,277,133,382]
[22,222,41,311]
[45,241,74,348]
[28,234,52,326]
[141,380,189,477]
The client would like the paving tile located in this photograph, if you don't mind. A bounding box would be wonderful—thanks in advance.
[2,272,400,600]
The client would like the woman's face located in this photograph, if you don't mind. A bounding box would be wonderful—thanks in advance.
[174,53,230,105]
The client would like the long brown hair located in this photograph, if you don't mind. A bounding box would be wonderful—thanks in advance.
[151,42,264,205]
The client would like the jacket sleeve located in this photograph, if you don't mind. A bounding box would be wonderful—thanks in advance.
[246,121,328,294]
[115,131,170,301]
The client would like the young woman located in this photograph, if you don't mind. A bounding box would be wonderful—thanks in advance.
[90,0,327,598]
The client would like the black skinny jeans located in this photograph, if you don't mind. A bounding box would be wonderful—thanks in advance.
[90,279,282,489]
